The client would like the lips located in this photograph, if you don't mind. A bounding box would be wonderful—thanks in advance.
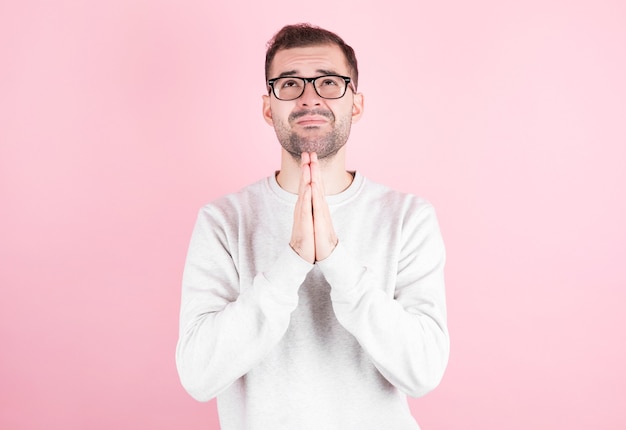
[289,109,334,126]
[296,116,328,126]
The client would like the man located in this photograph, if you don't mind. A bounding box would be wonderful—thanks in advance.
[176,23,449,430]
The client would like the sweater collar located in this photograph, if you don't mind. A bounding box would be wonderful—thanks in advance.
[266,171,365,206]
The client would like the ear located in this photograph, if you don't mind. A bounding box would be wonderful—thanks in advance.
[351,92,364,123]
[262,94,274,126]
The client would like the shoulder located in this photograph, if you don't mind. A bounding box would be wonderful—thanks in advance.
[360,175,435,218]
[196,177,270,223]
[360,178,444,255]
[201,177,268,211]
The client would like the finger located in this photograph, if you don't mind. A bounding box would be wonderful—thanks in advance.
[295,179,312,224]
[302,183,312,219]
[301,152,311,167]
[299,156,311,195]
[291,183,314,263]
[311,179,337,261]
[310,152,329,228]
[311,179,328,222]
[302,152,311,189]
[309,152,324,194]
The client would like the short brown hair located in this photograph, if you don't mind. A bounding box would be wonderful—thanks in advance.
[265,23,359,90]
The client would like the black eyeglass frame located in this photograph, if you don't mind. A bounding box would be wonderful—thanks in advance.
[267,75,354,101]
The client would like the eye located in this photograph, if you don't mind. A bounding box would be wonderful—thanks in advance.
[280,78,302,89]
[319,77,340,87]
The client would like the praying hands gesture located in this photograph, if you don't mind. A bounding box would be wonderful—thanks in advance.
[289,152,338,264]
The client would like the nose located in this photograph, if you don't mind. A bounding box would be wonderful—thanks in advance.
[298,80,322,106]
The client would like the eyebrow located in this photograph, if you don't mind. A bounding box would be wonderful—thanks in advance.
[276,69,340,78]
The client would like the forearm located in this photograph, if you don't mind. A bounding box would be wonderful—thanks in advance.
[176,246,312,401]
[319,242,449,398]
[331,279,449,397]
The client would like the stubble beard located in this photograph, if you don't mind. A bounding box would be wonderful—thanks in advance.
[273,109,352,161]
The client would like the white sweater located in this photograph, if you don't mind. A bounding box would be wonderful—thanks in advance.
[176,172,449,430]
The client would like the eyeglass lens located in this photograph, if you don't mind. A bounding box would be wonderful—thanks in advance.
[273,76,347,100]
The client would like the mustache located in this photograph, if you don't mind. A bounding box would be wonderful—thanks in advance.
[289,109,334,122]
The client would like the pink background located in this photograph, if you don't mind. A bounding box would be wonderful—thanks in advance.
[1,0,625,429]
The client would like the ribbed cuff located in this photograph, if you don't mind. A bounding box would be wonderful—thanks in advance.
[261,245,314,304]
[316,242,367,299]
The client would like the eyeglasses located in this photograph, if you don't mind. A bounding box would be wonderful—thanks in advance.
[267,75,354,101]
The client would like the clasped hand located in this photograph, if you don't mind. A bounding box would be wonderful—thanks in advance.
[289,152,338,264]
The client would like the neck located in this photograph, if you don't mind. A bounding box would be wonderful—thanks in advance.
[276,147,353,195]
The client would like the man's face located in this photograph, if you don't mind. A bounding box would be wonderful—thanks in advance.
[262,44,363,160]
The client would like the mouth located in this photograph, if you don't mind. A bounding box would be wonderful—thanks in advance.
[290,109,334,127]
[296,117,328,127]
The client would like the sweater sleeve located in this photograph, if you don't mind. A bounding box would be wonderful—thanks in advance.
[175,207,313,401]
[317,202,449,398]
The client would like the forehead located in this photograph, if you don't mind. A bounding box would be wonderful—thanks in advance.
[269,44,350,77]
